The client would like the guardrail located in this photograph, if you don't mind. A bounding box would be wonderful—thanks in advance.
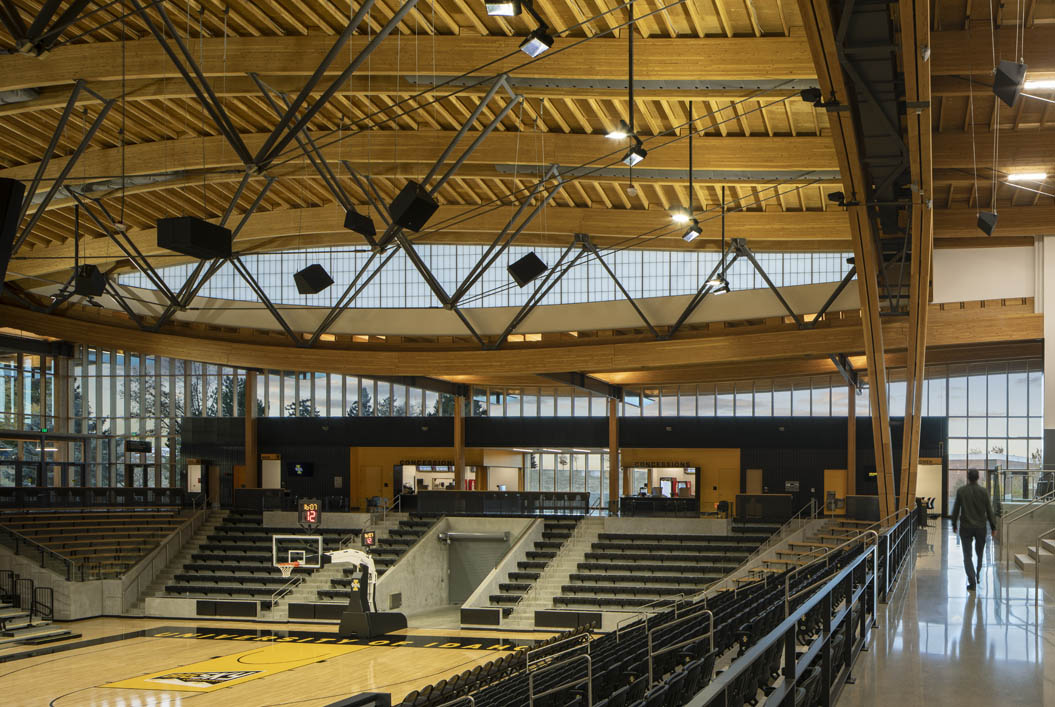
[686,540,881,707]
[1035,527,1055,608]
[647,608,713,684]
[120,507,210,611]
[1003,491,1055,573]
[0,522,92,581]
[0,487,198,510]
[527,653,591,707]
[271,573,305,610]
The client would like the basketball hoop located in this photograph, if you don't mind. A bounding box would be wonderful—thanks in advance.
[276,561,299,578]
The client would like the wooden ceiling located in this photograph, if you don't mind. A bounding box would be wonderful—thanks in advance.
[1,0,1053,285]
[0,0,1052,387]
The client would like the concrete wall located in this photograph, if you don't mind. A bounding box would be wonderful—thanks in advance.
[0,547,122,620]
[601,517,731,534]
[375,518,450,615]
[263,511,372,529]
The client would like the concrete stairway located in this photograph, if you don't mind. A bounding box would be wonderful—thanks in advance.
[1014,537,1055,575]
[265,514,404,619]
[503,517,604,629]
[127,509,226,616]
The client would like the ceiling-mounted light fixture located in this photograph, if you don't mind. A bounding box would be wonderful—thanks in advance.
[671,208,691,224]
[706,185,732,294]
[682,219,702,243]
[519,27,553,57]
[1025,78,1055,90]
[1006,172,1048,182]
[622,140,646,167]
[606,120,632,140]
[485,0,521,16]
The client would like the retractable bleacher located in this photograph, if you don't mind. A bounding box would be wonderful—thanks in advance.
[0,507,185,578]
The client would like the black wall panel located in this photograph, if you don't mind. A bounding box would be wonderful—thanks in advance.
[182,414,946,509]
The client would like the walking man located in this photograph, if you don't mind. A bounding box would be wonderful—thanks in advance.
[951,469,998,591]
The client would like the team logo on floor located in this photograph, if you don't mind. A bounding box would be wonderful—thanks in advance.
[148,670,262,687]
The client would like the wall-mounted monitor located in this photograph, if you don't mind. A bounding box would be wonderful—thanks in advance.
[287,461,314,477]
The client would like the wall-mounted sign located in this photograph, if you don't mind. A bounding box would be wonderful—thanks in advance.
[785,480,800,492]
[126,440,152,453]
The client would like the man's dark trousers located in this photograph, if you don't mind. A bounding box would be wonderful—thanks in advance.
[960,525,987,585]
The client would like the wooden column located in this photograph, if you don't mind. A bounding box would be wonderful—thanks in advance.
[454,394,466,489]
[608,397,619,513]
[797,0,898,519]
[244,372,258,487]
[847,381,856,496]
[897,0,933,512]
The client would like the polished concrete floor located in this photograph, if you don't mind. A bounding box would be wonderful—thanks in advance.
[840,519,1051,706]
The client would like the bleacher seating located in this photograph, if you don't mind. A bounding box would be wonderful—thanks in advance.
[0,508,186,578]
[553,527,769,610]
[317,514,438,602]
[164,509,357,601]
[485,517,579,617]
[388,536,874,707]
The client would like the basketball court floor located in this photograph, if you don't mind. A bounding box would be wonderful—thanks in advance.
[1,615,549,706]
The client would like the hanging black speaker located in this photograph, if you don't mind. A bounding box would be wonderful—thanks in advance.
[344,209,376,238]
[387,181,439,232]
[157,216,233,259]
[993,60,1027,108]
[0,178,26,294]
[507,252,548,288]
[74,264,107,297]
[294,264,334,295]
[977,211,998,236]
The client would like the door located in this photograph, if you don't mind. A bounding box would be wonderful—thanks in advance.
[746,469,763,495]
[823,469,848,515]
[207,464,221,505]
[449,538,509,604]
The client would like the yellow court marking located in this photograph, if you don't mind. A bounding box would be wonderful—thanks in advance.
[103,642,367,693]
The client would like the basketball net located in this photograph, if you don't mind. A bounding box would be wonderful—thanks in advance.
[277,561,300,578]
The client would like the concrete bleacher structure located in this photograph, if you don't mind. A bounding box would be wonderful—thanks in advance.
[316,514,438,602]
[554,524,774,610]
[161,509,355,602]
[0,508,186,578]
[485,517,579,616]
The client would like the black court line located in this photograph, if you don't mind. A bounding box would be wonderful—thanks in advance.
[0,625,537,664]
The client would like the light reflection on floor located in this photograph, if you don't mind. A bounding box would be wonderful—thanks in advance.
[838,519,1050,706]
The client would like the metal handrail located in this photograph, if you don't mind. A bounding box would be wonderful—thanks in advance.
[1003,493,1055,572]
[433,698,475,707]
[525,632,591,669]
[691,498,819,602]
[784,530,879,617]
[1035,527,1055,609]
[1003,489,1055,524]
[647,609,713,683]
[270,572,305,609]
[527,653,591,707]
[0,521,82,580]
[863,507,912,530]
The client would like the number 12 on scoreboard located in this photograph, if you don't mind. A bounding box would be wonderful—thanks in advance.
[298,499,322,527]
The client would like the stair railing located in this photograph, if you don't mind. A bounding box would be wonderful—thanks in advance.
[270,572,305,610]
[692,498,819,601]
[1003,490,1055,572]
[1035,527,1055,609]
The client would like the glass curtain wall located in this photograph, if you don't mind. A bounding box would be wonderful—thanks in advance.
[120,247,854,310]
[521,450,614,509]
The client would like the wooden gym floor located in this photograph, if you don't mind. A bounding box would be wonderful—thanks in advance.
[0,616,549,707]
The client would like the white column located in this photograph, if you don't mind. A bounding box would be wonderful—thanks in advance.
[1042,237,1055,466]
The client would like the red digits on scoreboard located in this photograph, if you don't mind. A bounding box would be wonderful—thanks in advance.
[306,509,317,522]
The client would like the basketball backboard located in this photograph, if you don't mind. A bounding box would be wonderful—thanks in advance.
[272,534,324,569]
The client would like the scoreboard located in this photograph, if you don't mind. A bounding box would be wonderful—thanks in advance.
[298,498,321,527]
